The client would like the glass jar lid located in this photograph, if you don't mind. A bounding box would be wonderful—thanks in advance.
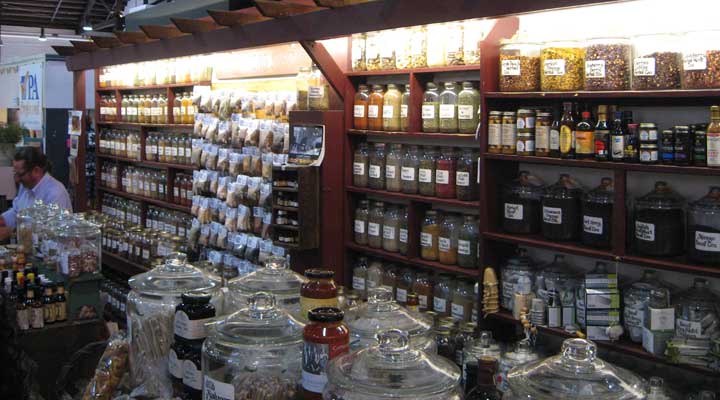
[585,177,614,204]
[689,186,720,213]
[326,329,460,397]
[128,252,220,297]
[507,338,648,399]
[505,171,545,198]
[227,256,305,299]
[544,174,584,200]
[635,181,684,210]
[504,248,533,271]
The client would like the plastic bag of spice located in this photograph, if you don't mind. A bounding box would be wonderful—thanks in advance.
[81,332,129,400]
[231,115,247,148]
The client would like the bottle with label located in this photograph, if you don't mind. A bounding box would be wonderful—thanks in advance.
[487,111,503,154]
[594,105,610,161]
[575,111,595,159]
[354,200,370,246]
[300,270,338,321]
[352,256,368,300]
[422,82,440,132]
[54,284,66,322]
[382,84,402,131]
[16,285,29,330]
[368,143,386,190]
[368,201,384,249]
[308,65,330,111]
[559,102,575,159]
[501,112,517,155]
[458,81,480,134]
[707,105,720,167]
[352,85,370,130]
[367,85,385,131]
[400,85,410,132]
[549,106,561,158]
[435,148,457,199]
[625,123,640,163]
[466,356,502,399]
[302,307,350,400]
[610,111,625,161]
[29,287,44,329]
[439,82,459,133]
[42,285,56,324]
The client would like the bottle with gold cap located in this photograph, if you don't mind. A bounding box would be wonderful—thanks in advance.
[708,105,720,167]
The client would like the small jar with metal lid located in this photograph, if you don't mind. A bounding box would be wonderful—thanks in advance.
[302,307,349,400]
[534,112,552,157]
[638,122,658,144]
[639,143,659,164]
[488,111,503,154]
[354,200,370,245]
[300,269,339,321]
[501,112,518,154]
[516,109,536,156]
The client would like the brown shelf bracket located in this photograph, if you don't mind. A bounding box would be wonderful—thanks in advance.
[170,17,220,34]
[139,25,186,40]
[313,0,373,7]
[92,36,124,49]
[300,40,353,102]
[114,31,152,45]
[206,9,271,26]
[70,40,99,53]
[253,0,325,18]
[52,46,77,56]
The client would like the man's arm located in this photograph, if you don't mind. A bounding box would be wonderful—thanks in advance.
[0,226,12,242]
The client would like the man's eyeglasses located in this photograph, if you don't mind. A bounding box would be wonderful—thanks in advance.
[13,169,30,178]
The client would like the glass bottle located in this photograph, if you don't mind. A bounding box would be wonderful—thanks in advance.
[382,84,402,131]
[422,83,440,132]
[173,93,183,124]
[353,142,370,187]
[456,149,478,201]
[708,105,720,167]
[458,82,480,134]
[398,207,409,255]
[382,206,401,253]
[368,85,384,131]
[419,146,437,196]
[352,256,368,300]
[353,84,370,130]
[439,82,459,133]
[433,274,455,317]
[611,111,626,162]
[366,259,384,290]
[435,148,457,199]
[182,92,194,124]
[308,65,330,111]
[368,201,385,249]
[368,143,386,190]
[458,215,479,269]
[296,66,311,111]
[151,94,160,124]
[594,105,610,161]
[439,213,461,266]
[385,143,403,192]
[421,210,441,261]
[575,111,594,159]
[559,102,575,159]
[401,145,419,194]
[466,357,501,400]
[451,279,474,322]
[400,85,410,132]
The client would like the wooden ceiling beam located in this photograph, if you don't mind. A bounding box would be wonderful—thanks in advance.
[206,9,270,26]
[170,17,220,34]
[114,31,153,45]
[71,40,100,52]
[92,36,124,48]
[253,0,325,18]
[139,24,186,40]
[53,46,78,56]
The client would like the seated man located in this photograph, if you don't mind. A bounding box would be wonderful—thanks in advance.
[0,147,72,240]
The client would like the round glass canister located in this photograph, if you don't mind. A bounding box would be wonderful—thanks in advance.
[227,256,306,315]
[541,174,583,242]
[501,171,544,234]
[633,181,685,257]
[584,37,632,91]
[540,40,585,91]
[631,33,681,90]
[681,30,720,90]
[56,216,102,277]
[499,41,541,92]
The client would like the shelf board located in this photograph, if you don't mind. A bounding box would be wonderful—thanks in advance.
[272,186,299,192]
[484,89,720,99]
[484,153,720,176]
[96,154,139,163]
[345,242,481,278]
[622,254,720,278]
[488,311,717,377]
[347,65,482,76]
[348,129,479,143]
[102,250,149,276]
[98,186,191,213]
[138,159,197,171]
[272,205,299,212]
[96,81,211,91]
[271,224,300,231]
[96,121,193,129]
[346,186,480,209]
[483,231,617,260]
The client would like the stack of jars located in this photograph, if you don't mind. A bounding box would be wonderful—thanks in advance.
[102,217,188,267]
[99,95,118,122]
[100,162,120,189]
[100,195,142,226]
[145,206,192,238]
[121,166,168,200]
[420,210,479,269]
[171,173,193,206]
[98,129,141,160]
[145,132,192,165]
[353,83,410,131]
[352,142,479,201]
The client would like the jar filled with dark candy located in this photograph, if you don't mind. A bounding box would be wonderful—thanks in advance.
[541,174,584,242]
[501,171,544,234]
[634,181,685,257]
[581,177,614,249]
[687,186,720,265]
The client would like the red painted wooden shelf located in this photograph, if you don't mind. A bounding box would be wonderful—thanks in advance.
[348,129,479,143]
[137,159,197,171]
[489,311,717,377]
[484,153,720,176]
[622,254,720,278]
[102,250,150,275]
[96,154,139,163]
[484,89,720,99]
[272,186,299,192]
[97,121,194,129]
[346,242,481,278]
[483,231,617,260]
[98,186,191,213]
[346,186,480,209]
[347,65,482,76]
[96,81,211,91]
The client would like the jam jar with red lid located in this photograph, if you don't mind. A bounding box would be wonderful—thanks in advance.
[302,307,350,400]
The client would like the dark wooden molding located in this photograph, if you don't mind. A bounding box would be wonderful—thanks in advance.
[139,25,186,40]
[253,0,325,18]
[92,36,124,49]
[170,17,220,34]
[300,40,353,102]
[53,46,77,56]
[70,40,99,52]
[206,9,271,26]
[313,0,372,8]
[114,31,152,45]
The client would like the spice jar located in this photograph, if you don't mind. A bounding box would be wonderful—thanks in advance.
[456,148,478,201]
[352,257,368,299]
[365,31,381,71]
[382,206,401,253]
[541,174,583,242]
[412,273,433,312]
[500,249,535,311]
[501,171,544,234]
[444,22,464,66]
[501,111,518,154]
[395,268,415,305]
[433,274,454,317]
[421,210,441,261]
[458,82,480,134]
[302,307,349,400]
[354,200,370,246]
[353,85,369,130]
[351,33,366,72]
[488,111,503,154]
[379,30,397,70]
[439,82,459,133]
[458,215,479,269]
[368,201,385,249]
[623,270,665,344]
[439,213,461,265]
[422,83,440,132]
[382,84,402,131]
[366,260,383,290]
[352,142,369,187]
[426,23,447,67]
[435,148,456,199]
[300,269,338,321]
[516,109,536,156]
[419,146,437,196]
[394,28,412,70]
[681,30,720,89]
[385,143,403,192]
[631,33,681,90]
[578,177,614,250]
[687,186,720,265]
[401,145,420,194]
[534,112,552,157]
[368,142,386,190]
[541,41,585,91]
[410,25,428,68]
[398,207,409,255]
[584,37,632,91]
[634,181,685,257]
[451,279,474,322]
[463,19,484,65]
[499,41,541,92]
[367,85,384,131]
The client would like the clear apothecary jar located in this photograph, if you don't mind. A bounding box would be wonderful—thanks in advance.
[394,28,413,69]
[227,256,305,315]
[499,41,541,92]
[379,30,397,70]
[674,278,719,342]
[56,217,102,277]
[354,199,370,246]
[687,186,720,265]
[631,33,681,90]
[351,33,367,72]
[365,31,381,71]
[540,40,585,91]
[681,30,720,89]
[584,37,632,91]
[426,23,447,67]
[410,25,428,68]
[444,22,464,66]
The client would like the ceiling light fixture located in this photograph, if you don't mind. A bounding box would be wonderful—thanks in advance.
[38,27,47,42]
[82,17,93,32]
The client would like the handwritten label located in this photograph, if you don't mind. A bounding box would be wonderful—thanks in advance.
[352,276,365,291]
[695,231,720,252]
[683,53,707,70]
[399,228,408,243]
[543,206,562,225]
[635,221,655,242]
[353,162,365,176]
[456,171,470,186]
[585,60,606,78]
[439,104,455,119]
[501,59,521,76]
[633,57,656,76]
[544,59,566,76]
[439,237,451,252]
[434,297,447,313]
[458,239,471,255]
[458,105,474,120]
[504,203,523,220]
[368,222,380,237]
[385,165,396,179]
[401,167,415,181]
[436,170,449,184]
[401,105,408,118]
[382,106,395,119]
[203,376,234,400]
[354,220,365,234]
[367,105,379,118]
[383,225,396,240]
[420,232,433,247]
[676,318,707,339]
[422,105,435,119]
[353,105,365,118]
[368,165,381,179]
[583,215,603,235]
[419,168,432,183]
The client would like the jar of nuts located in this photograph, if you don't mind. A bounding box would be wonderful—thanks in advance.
[584,37,632,91]
[541,40,585,91]
[631,33,681,90]
[499,41,541,92]
[681,30,720,89]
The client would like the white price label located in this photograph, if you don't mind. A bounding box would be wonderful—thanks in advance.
[458,105,474,120]
[683,53,707,71]
[439,104,455,119]
[436,170,449,184]
[585,60,606,78]
[543,206,562,225]
[504,203,524,221]
[401,167,415,181]
[368,222,380,237]
[419,168,432,183]
[583,215,604,235]
[695,230,720,252]
[634,57,656,76]
[456,171,470,187]
[501,59,521,76]
[368,105,379,118]
[543,59,566,76]
[635,221,655,242]
[353,162,365,176]
[422,105,436,119]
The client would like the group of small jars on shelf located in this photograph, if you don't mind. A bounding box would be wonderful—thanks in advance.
[353,142,479,201]
[98,57,212,88]
[489,103,720,167]
[499,32,720,92]
[353,81,480,134]
[98,129,141,160]
[145,132,193,165]
[501,171,720,264]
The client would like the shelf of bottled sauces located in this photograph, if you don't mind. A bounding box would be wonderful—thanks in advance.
[98,91,197,125]
[100,163,193,207]
[98,128,194,167]
[97,57,213,89]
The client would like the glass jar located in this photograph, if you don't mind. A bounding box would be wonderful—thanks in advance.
[581,177,614,249]
[323,329,461,400]
[435,147,456,199]
[410,25,428,68]
[203,292,303,400]
[56,217,102,277]
[368,85,384,131]
[303,307,349,400]
[385,143,403,192]
[365,31,381,71]
[382,205,401,253]
[499,41,541,92]
[501,171,544,234]
[422,82,440,132]
[395,268,415,305]
[368,201,385,249]
[439,82,459,133]
[300,269,338,321]
[353,84,369,129]
[354,200,370,246]
[541,174,583,242]
[127,253,222,398]
[352,256,368,299]
[584,37,632,91]
[421,210,441,261]
[351,33,366,71]
[634,181,685,257]
[381,265,398,297]
[500,249,535,311]
[451,279,474,322]
[457,82,480,134]
[502,111,518,154]
[366,259,384,290]
[623,270,666,344]
[444,21,464,66]
[419,146,437,196]
[505,338,648,399]
[439,213,461,266]
[227,256,305,314]
[458,215,479,269]
[368,142,386,190]
[379,30,397,70]
[308,65,330,111]
[401,145,420,194]
[400,85,410,132]
[394,28,412,70]
[496,340,540,393]
[353,142,369,187]
[433,274,454,317]
[398,207,409,255]
[462,331,502,391]
[687,186,720,265]
[426,23,447,67]
[382,84,402,131]
[488,111,503,153]
[456,148,478,201]
[540,41,585,91]
[631,34,681,90]
[674,278,720,342]
[681,30,720,89]
[412,273,433,312]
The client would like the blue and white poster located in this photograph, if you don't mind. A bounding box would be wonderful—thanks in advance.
[18,62,43,132]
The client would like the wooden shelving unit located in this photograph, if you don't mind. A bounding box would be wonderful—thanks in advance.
[96,81,211,92]
[271,165,321,250]
[98,187,191,213]
[348,129,479,143]
[346,186,480,209]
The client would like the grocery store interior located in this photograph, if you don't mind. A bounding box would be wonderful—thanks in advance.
[1,0,720,399]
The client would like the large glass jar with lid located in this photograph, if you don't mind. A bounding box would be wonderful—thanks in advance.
[394,28,412,70]
[505,338,648,399]
[444,22,464,66]
[438,213,461,266]
[202,292,304,400]
[631,34,681,90]
[500,249,535,311]
[385,143,403,192]
[382,84,402,131]
[541,174,583,242]
[687,186,720,264]
[581,177,614,249]
[401,145,419,194]
[501,171,544,234]
[368,142,386,190]
[496,340,540,393]
[457,82,480,134]
[323,329,461,400]
[462,331,502,391]
[353,84,369,130]
[308,65,330,111]
[400,85,410,131]
[345,288,434,352]
[410,25,428,68]
[56,217,102,277]
[535,254,579,305]
[422,83,440,132]
[227,256,305,314]
[127,253,222,398]
[499,41,541,92]
[674,278,720,342]
[382,205,401,253]
[623,270,668,343]
[584,37,632,91]
[365,31,381,71]
[458,215,479,269]
[353,142,369,187]
[368,201,385,249]
[419,146,437,196]
[420,210,441,261]
[354,200,370,245]
[540,40,585,91]
[351,33,366,72]
[633,181,685,257]
[681,30,720,89]
[379,30,397,70]
[426,24,447,67]
[439,82,459,133]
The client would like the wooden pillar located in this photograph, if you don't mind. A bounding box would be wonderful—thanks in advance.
[72,70,88,212]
